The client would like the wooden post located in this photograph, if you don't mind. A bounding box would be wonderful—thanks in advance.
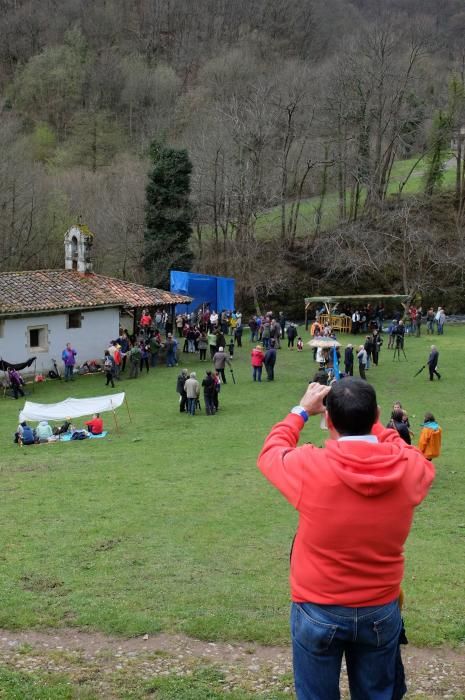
[111,401,120,435]
[125,396,132,422]
[133,307,138,337]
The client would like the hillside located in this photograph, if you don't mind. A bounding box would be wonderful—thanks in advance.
[1,1,465,307]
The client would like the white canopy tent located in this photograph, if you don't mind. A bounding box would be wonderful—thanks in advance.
[19,392,130,433]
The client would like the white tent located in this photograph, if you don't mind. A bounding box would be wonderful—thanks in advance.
[19,392,126,423]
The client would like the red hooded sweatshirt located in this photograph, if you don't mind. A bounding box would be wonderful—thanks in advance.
[257,414,435,607]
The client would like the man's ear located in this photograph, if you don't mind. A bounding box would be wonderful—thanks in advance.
[326,410,334,431]
[325,410,339,439]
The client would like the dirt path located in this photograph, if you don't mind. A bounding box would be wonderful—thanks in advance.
[0,628,463,698]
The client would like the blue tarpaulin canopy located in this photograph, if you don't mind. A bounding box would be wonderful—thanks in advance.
[170,271,235,313]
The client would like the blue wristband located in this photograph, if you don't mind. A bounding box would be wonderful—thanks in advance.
[290,406,309,422]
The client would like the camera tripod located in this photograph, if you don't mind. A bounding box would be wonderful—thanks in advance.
[393,343,407,361]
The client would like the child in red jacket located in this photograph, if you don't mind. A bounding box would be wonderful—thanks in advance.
[251,345,265,382]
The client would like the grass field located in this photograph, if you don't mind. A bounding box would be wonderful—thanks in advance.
[0,324,464,659]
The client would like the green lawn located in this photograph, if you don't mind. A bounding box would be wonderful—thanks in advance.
[0,326,464,652]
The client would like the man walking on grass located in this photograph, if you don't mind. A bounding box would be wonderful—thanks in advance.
[257,378,434,699]
[427,345,441,381]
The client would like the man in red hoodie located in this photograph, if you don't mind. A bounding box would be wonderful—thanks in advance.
[257,378,434,700]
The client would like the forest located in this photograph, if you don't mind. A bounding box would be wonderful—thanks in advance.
[2,0,465,311]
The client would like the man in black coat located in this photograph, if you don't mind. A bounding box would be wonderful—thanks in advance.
[234,324,243,347]
[427,345,441,381]
[344,344,354,376]
[287,323,297,348]
[202,370,217,415]
[176,368,188,412]
[264,341,277,381]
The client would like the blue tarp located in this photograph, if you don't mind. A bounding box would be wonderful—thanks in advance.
[170,271,235,314]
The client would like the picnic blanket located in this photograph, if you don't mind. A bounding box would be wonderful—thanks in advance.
[60,431,108,442]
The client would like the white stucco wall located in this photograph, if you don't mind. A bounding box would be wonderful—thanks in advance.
[0,308,120,374]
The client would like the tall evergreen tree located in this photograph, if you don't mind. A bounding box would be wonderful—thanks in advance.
[424,110,452,197]
[144,143,193,288]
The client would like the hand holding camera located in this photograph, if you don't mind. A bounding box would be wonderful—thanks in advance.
[299,382,332,416]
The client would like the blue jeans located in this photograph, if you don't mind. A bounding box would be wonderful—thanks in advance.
[64,365,74,381]
[291,599,402,700]
[187,397,196,415]
[166,351,176,367]
[252,366,262,381]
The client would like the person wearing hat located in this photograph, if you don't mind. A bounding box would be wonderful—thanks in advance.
[344,344,354,376]
[212,346,231,384]
[251,345,265,382]
[184,372,200,415]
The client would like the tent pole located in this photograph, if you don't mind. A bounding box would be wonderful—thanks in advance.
[112,408,120,435]
[125,396,132,422]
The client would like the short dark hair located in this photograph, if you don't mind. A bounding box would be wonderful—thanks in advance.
[326,377,378,436]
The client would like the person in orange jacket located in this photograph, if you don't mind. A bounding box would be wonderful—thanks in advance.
[418,412,442,460]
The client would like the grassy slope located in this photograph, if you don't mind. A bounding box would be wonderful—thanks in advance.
[0,326,464,649]
[250,157,457,239]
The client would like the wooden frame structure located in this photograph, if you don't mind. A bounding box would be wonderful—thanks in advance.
[305,295,410,334]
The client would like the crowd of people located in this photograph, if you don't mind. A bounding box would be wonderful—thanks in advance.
[15,413,104,445]
[317,302,448,338]
[7,300,447,457]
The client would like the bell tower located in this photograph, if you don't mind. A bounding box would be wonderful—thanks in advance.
[64,225,93,273]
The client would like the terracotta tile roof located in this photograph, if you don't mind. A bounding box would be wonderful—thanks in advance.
[0,270,192,315]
